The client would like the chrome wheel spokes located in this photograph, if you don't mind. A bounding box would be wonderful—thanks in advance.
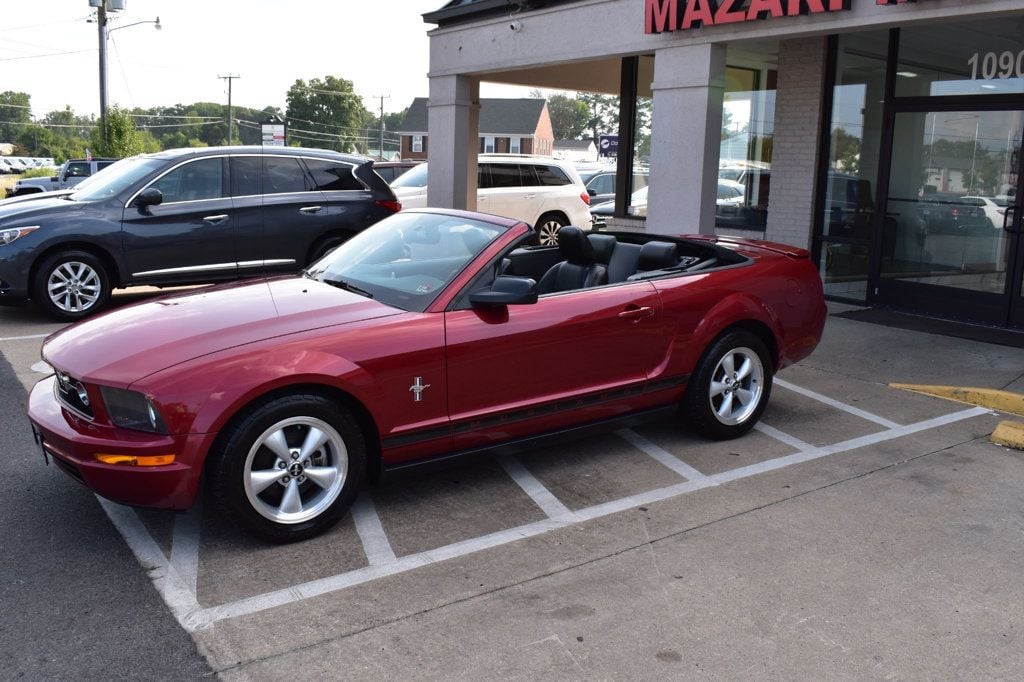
[47,261,101,312]
[708,346,764,426]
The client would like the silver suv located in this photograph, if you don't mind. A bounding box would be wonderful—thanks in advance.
[10,158,119,196]
[390,154,593,245]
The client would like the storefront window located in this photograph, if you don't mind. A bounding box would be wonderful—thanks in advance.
[715,64,776,231]
[896,18,1024,98]
[817,31,890,302]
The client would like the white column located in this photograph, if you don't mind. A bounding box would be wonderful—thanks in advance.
[646,43,726,236]
[427,75,479,210]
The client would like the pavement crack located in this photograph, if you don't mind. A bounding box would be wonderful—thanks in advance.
[212,435,984,675]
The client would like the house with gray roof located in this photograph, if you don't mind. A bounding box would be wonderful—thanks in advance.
[396,97,554,161]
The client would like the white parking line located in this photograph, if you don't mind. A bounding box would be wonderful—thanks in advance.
[351,494,397,566]
[0,333,51,342]
[99,395,989,632]
[754,423,815,452]
[500,455,573,520]
[774,378,903,429]
[616,428,712,482]
[169,502,202,598]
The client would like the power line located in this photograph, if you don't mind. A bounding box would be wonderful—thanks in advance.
[0,48,93,62]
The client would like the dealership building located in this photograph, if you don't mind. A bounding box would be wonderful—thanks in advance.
[421,0,1024,330]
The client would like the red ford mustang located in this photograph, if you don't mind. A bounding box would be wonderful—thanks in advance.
[28,209,825,541]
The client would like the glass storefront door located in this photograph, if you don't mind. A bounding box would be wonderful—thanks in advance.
[879,108,1024,327]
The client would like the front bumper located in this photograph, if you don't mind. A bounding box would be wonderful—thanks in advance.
[27,376,214,510]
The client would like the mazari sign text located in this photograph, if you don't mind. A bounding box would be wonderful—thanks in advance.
[645,0,850,34]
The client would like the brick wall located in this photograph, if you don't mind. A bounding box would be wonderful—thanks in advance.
[761,36,828,250]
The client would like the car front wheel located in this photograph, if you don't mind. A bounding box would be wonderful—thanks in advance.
[682,329,773,440]
[32,250,111,321]
[211,394,366,543]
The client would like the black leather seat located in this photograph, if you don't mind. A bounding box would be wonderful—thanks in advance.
[587,233,644,284]
[627,241,679,280]
[537,226,608,294]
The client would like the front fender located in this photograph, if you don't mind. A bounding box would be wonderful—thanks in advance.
[134,346,379,438]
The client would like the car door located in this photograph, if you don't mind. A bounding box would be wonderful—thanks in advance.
[478,162,530,222]
[121,156,237,284]
[303,156,377,260]
[444,281,669,451]
[232,154,329,276]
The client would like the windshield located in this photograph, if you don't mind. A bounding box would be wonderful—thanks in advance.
[305,212,505,312]
[390,163,428,189]
[70,157,165,202]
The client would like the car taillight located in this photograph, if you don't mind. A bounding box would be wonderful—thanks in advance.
[376,200,402,213]
[580,191,590,206]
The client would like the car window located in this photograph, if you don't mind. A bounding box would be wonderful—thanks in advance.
[97,161,115,171]
[375,167,396,183]
[391,162,428,188]
[65,162,90,178]
[149,158,225,203]
[587,174,614,195]
[487,163,522,189]
[72,157,165,202]
[304,158,364,191]
[717,183,742,200]
[532,165,570,186]
[230,156,262,196]
[263,156,308,194]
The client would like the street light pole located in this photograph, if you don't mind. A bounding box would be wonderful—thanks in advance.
[219,75,240,145]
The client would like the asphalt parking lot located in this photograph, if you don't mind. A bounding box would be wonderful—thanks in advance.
[3,292,1024,679]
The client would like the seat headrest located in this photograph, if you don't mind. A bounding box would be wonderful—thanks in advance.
[637,241,679,271]
[460,227,491,255]
[587,234,617,264]
[557,226,596,265]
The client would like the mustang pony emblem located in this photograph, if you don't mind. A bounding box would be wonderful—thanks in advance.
[409,377,431,402]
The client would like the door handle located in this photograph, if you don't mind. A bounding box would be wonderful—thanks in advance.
[1004,205,1020,233]
[300,206,323,214]
[203,214,229,224]
[523,193,536,200]
[618,306,654,321]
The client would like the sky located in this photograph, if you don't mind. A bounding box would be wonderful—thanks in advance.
[1,0,529,119]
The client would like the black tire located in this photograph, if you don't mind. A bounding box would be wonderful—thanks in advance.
[309,233,351,265]
[535,212,568,246]
[209,394,367,543]
[681,329,773,440]
[32,250,111,321]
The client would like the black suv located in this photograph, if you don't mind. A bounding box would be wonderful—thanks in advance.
[0,146,400,320]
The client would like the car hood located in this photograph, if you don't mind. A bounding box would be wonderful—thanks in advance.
[42,276,404,386]
[0,195,81,222]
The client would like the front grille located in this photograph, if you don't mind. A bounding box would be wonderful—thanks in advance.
[53,370,94,420]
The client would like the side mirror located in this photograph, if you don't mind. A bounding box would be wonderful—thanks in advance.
[587,188,597,197]
[469,276,538,306]
[135,187,163,208]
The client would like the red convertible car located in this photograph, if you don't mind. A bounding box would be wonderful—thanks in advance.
[28,209,825,541]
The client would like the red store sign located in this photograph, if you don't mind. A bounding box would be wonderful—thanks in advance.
[645,0,925,34]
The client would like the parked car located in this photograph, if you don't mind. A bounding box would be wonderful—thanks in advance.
[27,208,826,541]
[9,157,119,196]
[371,161,421,184]
[591,181,743,229]
[917,193,989,233]
[964,195,1008,229]
[390,154,592,245]
[583,170,649,205]
[0,146,400,320]
[0,158,20,174]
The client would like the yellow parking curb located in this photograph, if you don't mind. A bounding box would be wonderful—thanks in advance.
[991,421,1024,451]
[889,384,1024,418]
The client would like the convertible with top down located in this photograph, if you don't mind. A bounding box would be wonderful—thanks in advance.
[28,208,826,541]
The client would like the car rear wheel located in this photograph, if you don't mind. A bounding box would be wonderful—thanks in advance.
[211,394,366,543]
[536,212,568,246]
[32,250,111,321]
[682,329,773,440]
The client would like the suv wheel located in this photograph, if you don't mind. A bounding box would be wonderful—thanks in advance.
[33,250,111,321]
[536,212,568,246]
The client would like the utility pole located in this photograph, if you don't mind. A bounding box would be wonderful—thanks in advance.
[96,3,108,150]
[219,74,240,145]
[373,94,389,160]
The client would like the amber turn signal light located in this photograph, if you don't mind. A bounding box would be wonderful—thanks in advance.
[95,454,176,467]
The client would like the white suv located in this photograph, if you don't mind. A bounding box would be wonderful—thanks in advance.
[390,154,593,245]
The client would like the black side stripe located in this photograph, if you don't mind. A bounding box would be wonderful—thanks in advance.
[381,374,689,450]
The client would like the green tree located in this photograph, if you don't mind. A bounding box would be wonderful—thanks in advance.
[831,127,861,174]
[0,91,31,143]
[91,106,146,157]
[547,94,589,140]
[577,92,620,144]
[286,76,369,152]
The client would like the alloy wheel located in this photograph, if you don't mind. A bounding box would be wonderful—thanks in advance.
[47,261,102,313]
[708,346,764,426]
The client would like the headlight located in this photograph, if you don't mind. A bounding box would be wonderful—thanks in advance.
[0,226,39,246]
[100,386,169,434]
